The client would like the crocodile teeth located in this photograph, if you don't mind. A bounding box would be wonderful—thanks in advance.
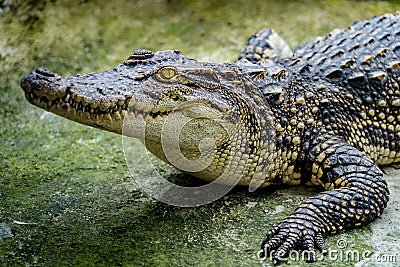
[47,100,53,109]
[64,94,70,103]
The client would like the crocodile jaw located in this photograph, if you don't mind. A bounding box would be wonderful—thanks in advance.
[20,66,241,180]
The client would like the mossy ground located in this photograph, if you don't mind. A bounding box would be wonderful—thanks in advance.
[1,1,400,266]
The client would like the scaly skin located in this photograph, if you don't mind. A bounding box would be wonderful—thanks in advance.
[21,13,400,264]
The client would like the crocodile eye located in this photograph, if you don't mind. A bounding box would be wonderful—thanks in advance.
[160,67,176,79]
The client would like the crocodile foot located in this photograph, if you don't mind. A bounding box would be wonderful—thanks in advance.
[258,214,328,264]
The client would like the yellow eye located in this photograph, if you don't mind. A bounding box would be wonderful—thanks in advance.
[160,67,176,79]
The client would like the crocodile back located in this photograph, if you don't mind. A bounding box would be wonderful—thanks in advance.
[271,13,400,165]
[290,12,400,104]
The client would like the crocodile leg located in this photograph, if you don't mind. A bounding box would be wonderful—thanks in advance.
[238,29,292,63]
[260,134,389,263]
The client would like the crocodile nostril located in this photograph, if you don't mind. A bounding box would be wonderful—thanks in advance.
[35,68,56,77]
[20,75,32,92]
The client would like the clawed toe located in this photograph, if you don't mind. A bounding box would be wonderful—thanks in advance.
[259,221,326,264]
[315,233,327,254]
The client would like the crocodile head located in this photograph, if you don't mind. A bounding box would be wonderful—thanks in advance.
[21,50,275,185]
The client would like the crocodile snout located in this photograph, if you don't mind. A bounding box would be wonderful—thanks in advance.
[21,68,67,107]
[21,68,60,93]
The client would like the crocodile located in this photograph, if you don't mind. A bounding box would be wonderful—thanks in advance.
[20,13,400,263]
